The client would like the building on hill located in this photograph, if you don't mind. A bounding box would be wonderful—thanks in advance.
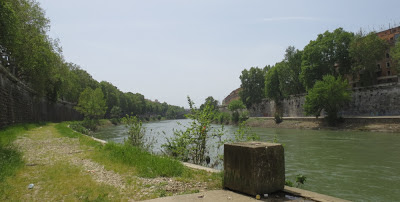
[375,26,400,85]
[351,26,400,87]
[222,88,241,106]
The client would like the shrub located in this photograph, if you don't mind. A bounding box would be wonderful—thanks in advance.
[274,112,283,124]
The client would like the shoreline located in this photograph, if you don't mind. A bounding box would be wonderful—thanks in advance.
[245,116,400,133]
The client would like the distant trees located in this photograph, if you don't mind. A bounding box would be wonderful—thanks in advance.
[237,27,392,124]
[239,67,266,108]
[0,0,184,120]
[75,88,107,120]
[200,96,219,111]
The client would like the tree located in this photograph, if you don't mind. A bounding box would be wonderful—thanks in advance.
[100,81,120,118]
[239,67,266,108]
[265,65,284,117]
[300,28,354,90]
[391,41,400,71]
[350,32,388,86]
[282,46,305,95]
[200,96,219,111]
[304,75,351,125]
[228,100,246,123]
[75,87,107,120]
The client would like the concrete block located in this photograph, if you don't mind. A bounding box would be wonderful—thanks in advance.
[224,142,285,196]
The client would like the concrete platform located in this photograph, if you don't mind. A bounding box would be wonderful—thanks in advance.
[142,190,258,202]
[142,187,350,202]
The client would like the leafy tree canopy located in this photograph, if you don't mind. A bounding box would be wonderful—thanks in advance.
[304,75,351,125]
[350,32,388,86]
[228,99,246,112]
[75,87,107,120]
[200,96,219,111]
[300,28,354,90]
[390,40,400,71]
[239,67,266,108]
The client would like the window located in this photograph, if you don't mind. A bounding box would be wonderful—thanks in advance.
[377,64,381,69]
[388,71,391,76]
[386,53,390,58]
[387,62,390,68]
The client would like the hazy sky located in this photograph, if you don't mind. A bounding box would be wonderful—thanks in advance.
[37,0,400,108]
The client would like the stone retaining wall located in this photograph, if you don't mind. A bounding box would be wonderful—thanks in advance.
[0,64,82,128]
[249,82,400,117]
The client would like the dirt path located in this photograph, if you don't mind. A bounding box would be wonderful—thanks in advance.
[4,124,217,201]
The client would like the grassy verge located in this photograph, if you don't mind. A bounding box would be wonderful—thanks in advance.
[56,122,222,191]
[55,122,185,178]
[0,124,43,182]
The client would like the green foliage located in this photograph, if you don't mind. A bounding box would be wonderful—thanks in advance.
[265,65,284,102]
[304,75,351,124]
[274,112,283,124]
[110,106,122,119]
[228,100,246,124]
[283,46,306,95]
[102,142,184,178]
[300,28,354,90]
[233,121,260,142]
[391,41,400,71]
[75,87,107,120]
[215,112,231,124]
[200,96,219,111]
[296,174,307,186]
[285,174,307,188]
[0,124,42,185]
[350,32,389,86]
[121,115,154,151]
[69,122,90,135]
[162,97,217,165]
[239,110,249,123]
[239,67,266,108]
[227,100,245,112]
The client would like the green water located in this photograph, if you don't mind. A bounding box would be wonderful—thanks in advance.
[94,119,400,201]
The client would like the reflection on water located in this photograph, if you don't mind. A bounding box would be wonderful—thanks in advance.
[94,119,400,202]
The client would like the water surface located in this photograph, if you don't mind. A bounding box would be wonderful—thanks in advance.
[94,119,400,201]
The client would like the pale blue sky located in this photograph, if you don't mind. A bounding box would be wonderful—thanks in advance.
[37,0,400,108]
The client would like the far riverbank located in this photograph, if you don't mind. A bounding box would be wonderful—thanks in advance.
[245,116,400,133]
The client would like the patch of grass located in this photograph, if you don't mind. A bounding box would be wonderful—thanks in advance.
[1,162,122,201]
[0,123,43,182]
[55,122,103,148]
[56,122,185,178]
[101,142,185,178]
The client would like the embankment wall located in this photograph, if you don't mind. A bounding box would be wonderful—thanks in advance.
[249,82,400,117]
[0,64,82,128]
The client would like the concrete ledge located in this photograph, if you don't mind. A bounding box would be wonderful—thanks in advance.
[182,162,219,173]
[284,186,350,202]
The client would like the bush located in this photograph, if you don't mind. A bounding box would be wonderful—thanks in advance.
[239,110,249,122]
[214,112,231,124]
[110,118,120,125]
[81,118,98,131]
[274,112,283,124]
[69,122,90,135]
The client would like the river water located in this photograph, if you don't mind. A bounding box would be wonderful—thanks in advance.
[93,119,400,201]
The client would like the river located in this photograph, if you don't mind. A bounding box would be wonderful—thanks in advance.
[93,119,400,201]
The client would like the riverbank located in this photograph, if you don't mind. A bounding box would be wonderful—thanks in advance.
[0,123,222,201]
[246,116,400,133]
